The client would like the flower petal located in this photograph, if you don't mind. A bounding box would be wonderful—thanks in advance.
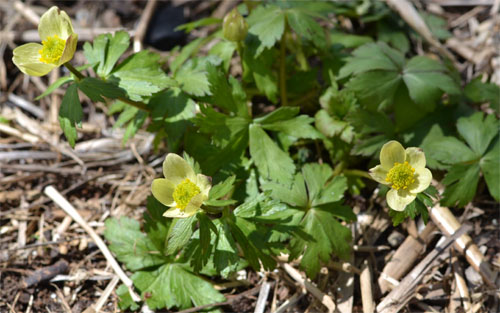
[409,168,432,194]
[405,147,426,170]
[185,193,204,214]
[380,141,405,170]
[369,165,390,185]
[151,178,176,206]
[12,43,56,76]
[386,189,416,211]
[38,6,75,41]
[57,33,78,65]
[163,153,195,185]
[163,207,196,218]
[196,174,212,197]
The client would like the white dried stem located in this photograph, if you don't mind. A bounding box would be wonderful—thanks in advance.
[44,185,141,302]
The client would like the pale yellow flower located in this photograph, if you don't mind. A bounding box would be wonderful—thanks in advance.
[12,6,78,76]
[152,154,211,218]
[370,141,432,211]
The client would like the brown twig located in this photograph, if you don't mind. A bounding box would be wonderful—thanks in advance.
[376,225,470,313]
[429,204,496,288]
[22,260,69,288]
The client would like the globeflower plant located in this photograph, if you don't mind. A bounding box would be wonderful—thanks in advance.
[369,141,432,211]
[12,6,77,76]
[151,154,211,218]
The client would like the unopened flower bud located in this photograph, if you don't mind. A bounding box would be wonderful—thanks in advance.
[222,8,248,42]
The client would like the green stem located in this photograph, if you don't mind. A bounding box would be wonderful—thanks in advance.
[64,63,150,113]
[332,161,346,177]
[279,25,288,106]
[64,62,84,80]
[236,41,245,76]
[343,169,373,180]
[116,96,150,113]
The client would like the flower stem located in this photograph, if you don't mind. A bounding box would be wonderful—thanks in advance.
[64,62,84,80]
[279,24,288,106]
[64,63,151,113]
[343,169,373,180]
[236,41,245,77]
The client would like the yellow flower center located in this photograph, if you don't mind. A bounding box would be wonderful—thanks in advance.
[173,178,201,210]
[385,161,415,190]
[39,35,66,64]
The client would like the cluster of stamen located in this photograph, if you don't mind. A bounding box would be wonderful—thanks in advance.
[39,35,66,64]
[173,178,200,210]
[385,161,415,190]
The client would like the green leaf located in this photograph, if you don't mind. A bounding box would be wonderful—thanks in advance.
[347,108,394,135]
[480,138,500,201]
[197,213,217,257]
[312,175,348,206]
[170,37,205,74]
[104,217,166,271]
[341,42,459,110]
[204,199,237,207]
[315,109,348,138]
[352,134,393,157]
[114,105,138,128]
[194,105,249,147]
[403,56,460,107]
[457,112,499,156]
[209,41,236,73]
[347,70,401,108]
[228,216,277,271]
[202,64,238,113]
[35,76,73,100]
[116,284,140,311]
[254,107,299,124]
[175,57,218,97]
[247,5,285,56]
[421,12,452,40]
[213,220,241,278]
[426,135,477,167]
[377,21,409,54]
[83,34,108,68]
[388,197,428,226]
[111,50,175,100]
[143,196,171,254]
[261,115,322,139]
[209,175,236,200]
[465,77,500,113]
[100,31,130,77]
[149,89,197,146]
[58,84,82,148]
[330,30,373,48]
[286,8,325,49]
[261,173,308,208]
[123,110,147,144]
[166,215,197,255]
[249,124,295,185]
[302,163,333,201]
[233,192,268,218]
[132,263,225,311]
[243,35,279,102]
[290,207,351,278]
[176,17,222,33]
[339,42,404,78]
[83,31,130,77]
[441,163,481,208]
[77,77,126,102]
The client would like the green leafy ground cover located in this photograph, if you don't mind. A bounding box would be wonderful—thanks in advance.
[28,1,499,311]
